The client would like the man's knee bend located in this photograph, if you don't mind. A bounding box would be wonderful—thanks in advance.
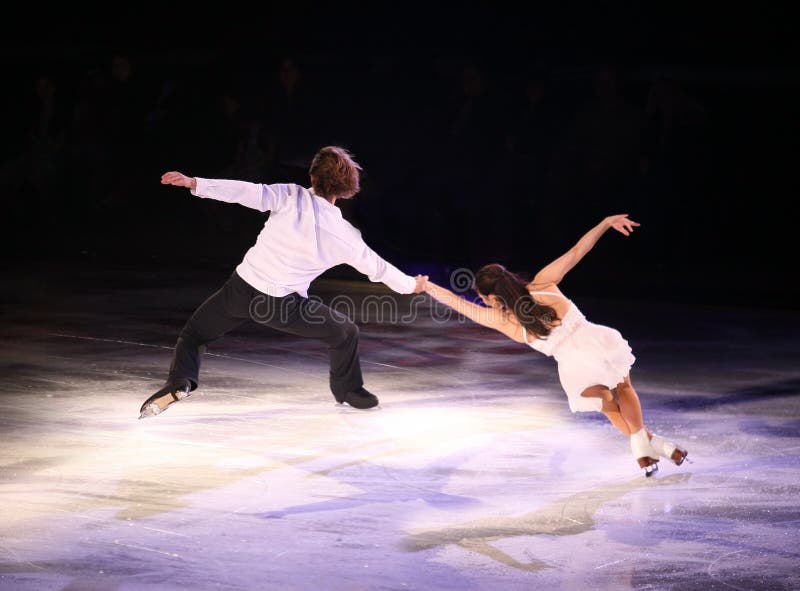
[342,320,359,341]
[333,320,359,344]
[176,331,206,349]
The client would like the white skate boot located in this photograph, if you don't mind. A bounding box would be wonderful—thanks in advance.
[648,432,689,466]
[631,428,660,477]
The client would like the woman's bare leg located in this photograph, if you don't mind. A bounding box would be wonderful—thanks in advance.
[613,375,688,463]
[614,376,645,433]
[585,380,659,475]
[581,385,631,435]
[615,376,661,474]
[602,398,632,436]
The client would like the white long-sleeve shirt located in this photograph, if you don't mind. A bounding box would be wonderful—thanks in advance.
[191,178,417,298]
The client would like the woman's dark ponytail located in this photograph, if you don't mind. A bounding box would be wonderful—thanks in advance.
[474,264,558,338]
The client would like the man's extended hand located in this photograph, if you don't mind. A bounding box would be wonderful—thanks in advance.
[161,171,197,191]
[414,275,429,293]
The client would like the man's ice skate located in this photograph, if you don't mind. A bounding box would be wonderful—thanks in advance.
[631,428,660,477]
[139,379,191,419]
[648,432,690,466]
[335,387,379,410]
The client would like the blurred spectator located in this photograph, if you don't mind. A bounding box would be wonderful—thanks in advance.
[641,76,706,172]
[67,52,150,220]
[639,75,708,258]
[435,61,507,264]
[258,56,320,185]
[0,71,71,241]
[200,85,265,181]
[448,62,505,161]
[196,88,264,239]
[552,64,644,227]
[504,69,558,177]
[498,68,565,257]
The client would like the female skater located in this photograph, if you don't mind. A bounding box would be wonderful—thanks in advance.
[422,214,688,476]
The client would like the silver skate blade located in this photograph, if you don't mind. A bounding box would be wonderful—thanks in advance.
[644,463,659,477]
[334,402,381,412]
[138,404,161,420]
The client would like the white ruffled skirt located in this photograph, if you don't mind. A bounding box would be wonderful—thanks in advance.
[553,322,636,413]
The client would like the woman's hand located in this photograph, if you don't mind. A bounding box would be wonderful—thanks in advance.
[414,275,429,293]
[604,214,640,236]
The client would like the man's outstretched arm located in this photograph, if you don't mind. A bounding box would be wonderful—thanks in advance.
[349,243,426,294]
[161,171,291,213]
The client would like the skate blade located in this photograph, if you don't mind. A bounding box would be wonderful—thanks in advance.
[335,402,381,412]
[138,389,190,420]
[138,404,160,420]
[644,463,659,477]
[669,446,691,465]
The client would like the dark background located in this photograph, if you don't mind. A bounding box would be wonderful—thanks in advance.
[2,2,798,309]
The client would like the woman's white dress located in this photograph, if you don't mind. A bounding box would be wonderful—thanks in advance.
[522,291,636,412]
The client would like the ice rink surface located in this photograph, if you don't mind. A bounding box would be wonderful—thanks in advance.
[1,262,798,590]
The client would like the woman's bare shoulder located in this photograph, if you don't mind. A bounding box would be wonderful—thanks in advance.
[526,280,565,297]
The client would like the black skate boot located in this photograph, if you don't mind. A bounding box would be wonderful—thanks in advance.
[335,387,379,410]
[139,378,192,419]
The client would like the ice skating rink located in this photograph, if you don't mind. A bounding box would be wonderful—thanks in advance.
[2,262,799,591]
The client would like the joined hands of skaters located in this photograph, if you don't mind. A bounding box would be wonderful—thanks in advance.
[414,275,429,293]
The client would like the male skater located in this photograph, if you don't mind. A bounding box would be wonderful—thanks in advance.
[139,146,426,418]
